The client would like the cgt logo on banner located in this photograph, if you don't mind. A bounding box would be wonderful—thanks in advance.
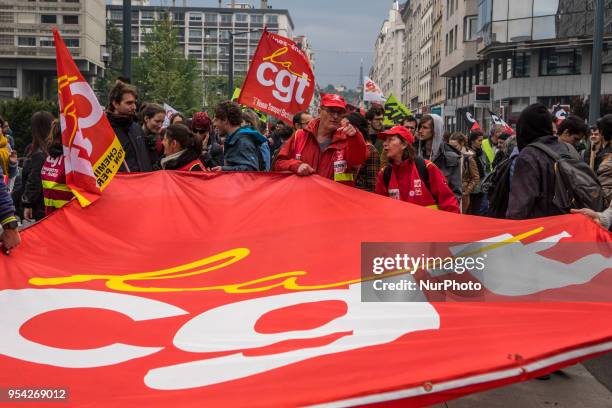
[53,28,124,207]
[238,30,314,124]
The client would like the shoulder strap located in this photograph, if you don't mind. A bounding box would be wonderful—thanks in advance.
[383,165,392,188]
[414,156,431,193]
[531,142,561,161]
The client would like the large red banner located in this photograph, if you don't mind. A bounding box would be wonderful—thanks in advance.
[54,28,125,207]
[1,173,611,407]
[238,30,315,124]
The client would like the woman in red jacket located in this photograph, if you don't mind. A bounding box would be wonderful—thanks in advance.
[375,126,460,213]
[160,124,205,172]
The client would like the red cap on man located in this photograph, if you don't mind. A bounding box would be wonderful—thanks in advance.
[377,125,415,145]
[320,93,347,110]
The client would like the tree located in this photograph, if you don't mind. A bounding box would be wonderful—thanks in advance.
[95,21,123,104]
[0,98,58,155]
[132,14,203,114]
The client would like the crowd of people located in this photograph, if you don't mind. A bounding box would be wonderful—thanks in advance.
[1,80,611,253]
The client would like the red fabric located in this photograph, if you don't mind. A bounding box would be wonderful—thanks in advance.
[375,160,461,213]
[191,112,211,132]
[1,173,612,407]
[53,28,124,206]
[177,159,205,172]
[41,154,74,215]
[238,30,314,125]
[273,119,368,185]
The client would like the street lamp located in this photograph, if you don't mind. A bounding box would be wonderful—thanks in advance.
[228,28,265,99]
[589,0,604,124]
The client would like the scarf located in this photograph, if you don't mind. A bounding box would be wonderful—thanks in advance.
[160,149,187,170]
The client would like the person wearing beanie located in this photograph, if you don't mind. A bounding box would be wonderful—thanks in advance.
[191,111,223,169]
[506,103,571,219]
[375,126,460,213]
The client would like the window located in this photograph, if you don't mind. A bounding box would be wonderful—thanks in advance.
[41,14,56,24]
[219,29,230,41]
[532,16,556,40]
[141,11,154,20]
[603,48,612,73]
[110,10,122,21]
[220,14,232,24]
[40,37,54,47]
[464,16,478,41]
[189,13,202,22]
[540,48,582,76]
[508,0,531,19]
[0,69,16,88]
[265,14,278,24]
[508,18,531,42]
[64,38,79,47]
[205,29,217,39]
[204,45,217,57]
[189,29,202,39]
[513,51,531,77]
[251,14,263,25]
[448,29,454,54]
[205,13,218,24]
[235,14,248,23]
[17,36,36,46]
[492,0,508,21]
[63,15,79,24]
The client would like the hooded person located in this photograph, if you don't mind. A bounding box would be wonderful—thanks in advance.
[416,113,462,203]
[274,93,368,186]
[192,111,224,169]
[506,103,570,219]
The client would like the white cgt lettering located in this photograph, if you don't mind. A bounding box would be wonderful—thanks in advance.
[144,283,439,390]
[255,62,311,105]
[0,289,187,368]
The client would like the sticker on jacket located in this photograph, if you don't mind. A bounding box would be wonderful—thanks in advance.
[389,189,400,200]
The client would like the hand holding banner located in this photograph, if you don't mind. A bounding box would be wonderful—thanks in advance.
[53,28,125,207]
[238,30,314,125]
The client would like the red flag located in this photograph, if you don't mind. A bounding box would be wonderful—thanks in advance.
[465,111,481,132]
[238,30,314,125]
[53,28,125,207]
[2,173,612,407]
[489,110,515,135]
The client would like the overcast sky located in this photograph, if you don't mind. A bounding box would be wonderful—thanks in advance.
[143,0,392,88]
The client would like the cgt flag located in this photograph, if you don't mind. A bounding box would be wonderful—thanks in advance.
[489,110,515,135]
[239,29,314,125]
[552,103,569,125]
[465,111,481,132]
[53,28,124,207]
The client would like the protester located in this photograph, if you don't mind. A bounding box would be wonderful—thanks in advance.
[584,125,601,170]
[347,112,380,192]
[41,120,73,215]
[192,112,223,169]
[0,174,20,252]
[365,106,385,146]
[20,111,54,221]
[375,126,460,213]
[557,115,588,159]
[465,131,491,215]
[416,114,462,203]
[160,124,204,171]
[0,127,11,179]
[402,115,418,133]
[140,103,166,169]
[491,132,512,169]
[593,114,612,203]
[242,110,261,129]
[106,81,152,173]
[292,111,313,130]
[449,133,479,213]
[572,203,612,231]
[211,101,269,172]
[270,124,294,167]
[0,116,14,149]
[274,94,368,185]
[506,103,570,219]
[170,113,186,125]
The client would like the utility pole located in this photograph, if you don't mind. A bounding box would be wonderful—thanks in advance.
[122,0,132,81]
[589,0,604,124]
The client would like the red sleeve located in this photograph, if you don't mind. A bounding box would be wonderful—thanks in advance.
[427,163,460,214]
[345,129,368,168]
[273,134,302,173]
[374,169,388,197]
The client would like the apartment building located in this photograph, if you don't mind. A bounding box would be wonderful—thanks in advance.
[371,1,405,101]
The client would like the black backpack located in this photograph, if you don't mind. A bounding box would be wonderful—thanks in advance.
[483,155,516,218]
[531,142,607,213]
[383,157,436,204]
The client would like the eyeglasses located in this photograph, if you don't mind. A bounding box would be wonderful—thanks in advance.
[322,107,346,117]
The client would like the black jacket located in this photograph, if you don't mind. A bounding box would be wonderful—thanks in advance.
[161,149,203,171]
[506,135,569,220]
[20,149,46,220]
[200,134,224,168]
[106,113,152,173]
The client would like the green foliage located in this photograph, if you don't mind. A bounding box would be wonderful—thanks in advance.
[203,75,244,112]
[132,14,203,113]
[95,21,123,103]
[0,98,58,155]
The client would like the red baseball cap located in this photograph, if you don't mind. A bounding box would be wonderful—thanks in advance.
[320,93,347,110]
[378,125,415,144]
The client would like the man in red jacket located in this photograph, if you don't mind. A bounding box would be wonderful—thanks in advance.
[274,94,368,186]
